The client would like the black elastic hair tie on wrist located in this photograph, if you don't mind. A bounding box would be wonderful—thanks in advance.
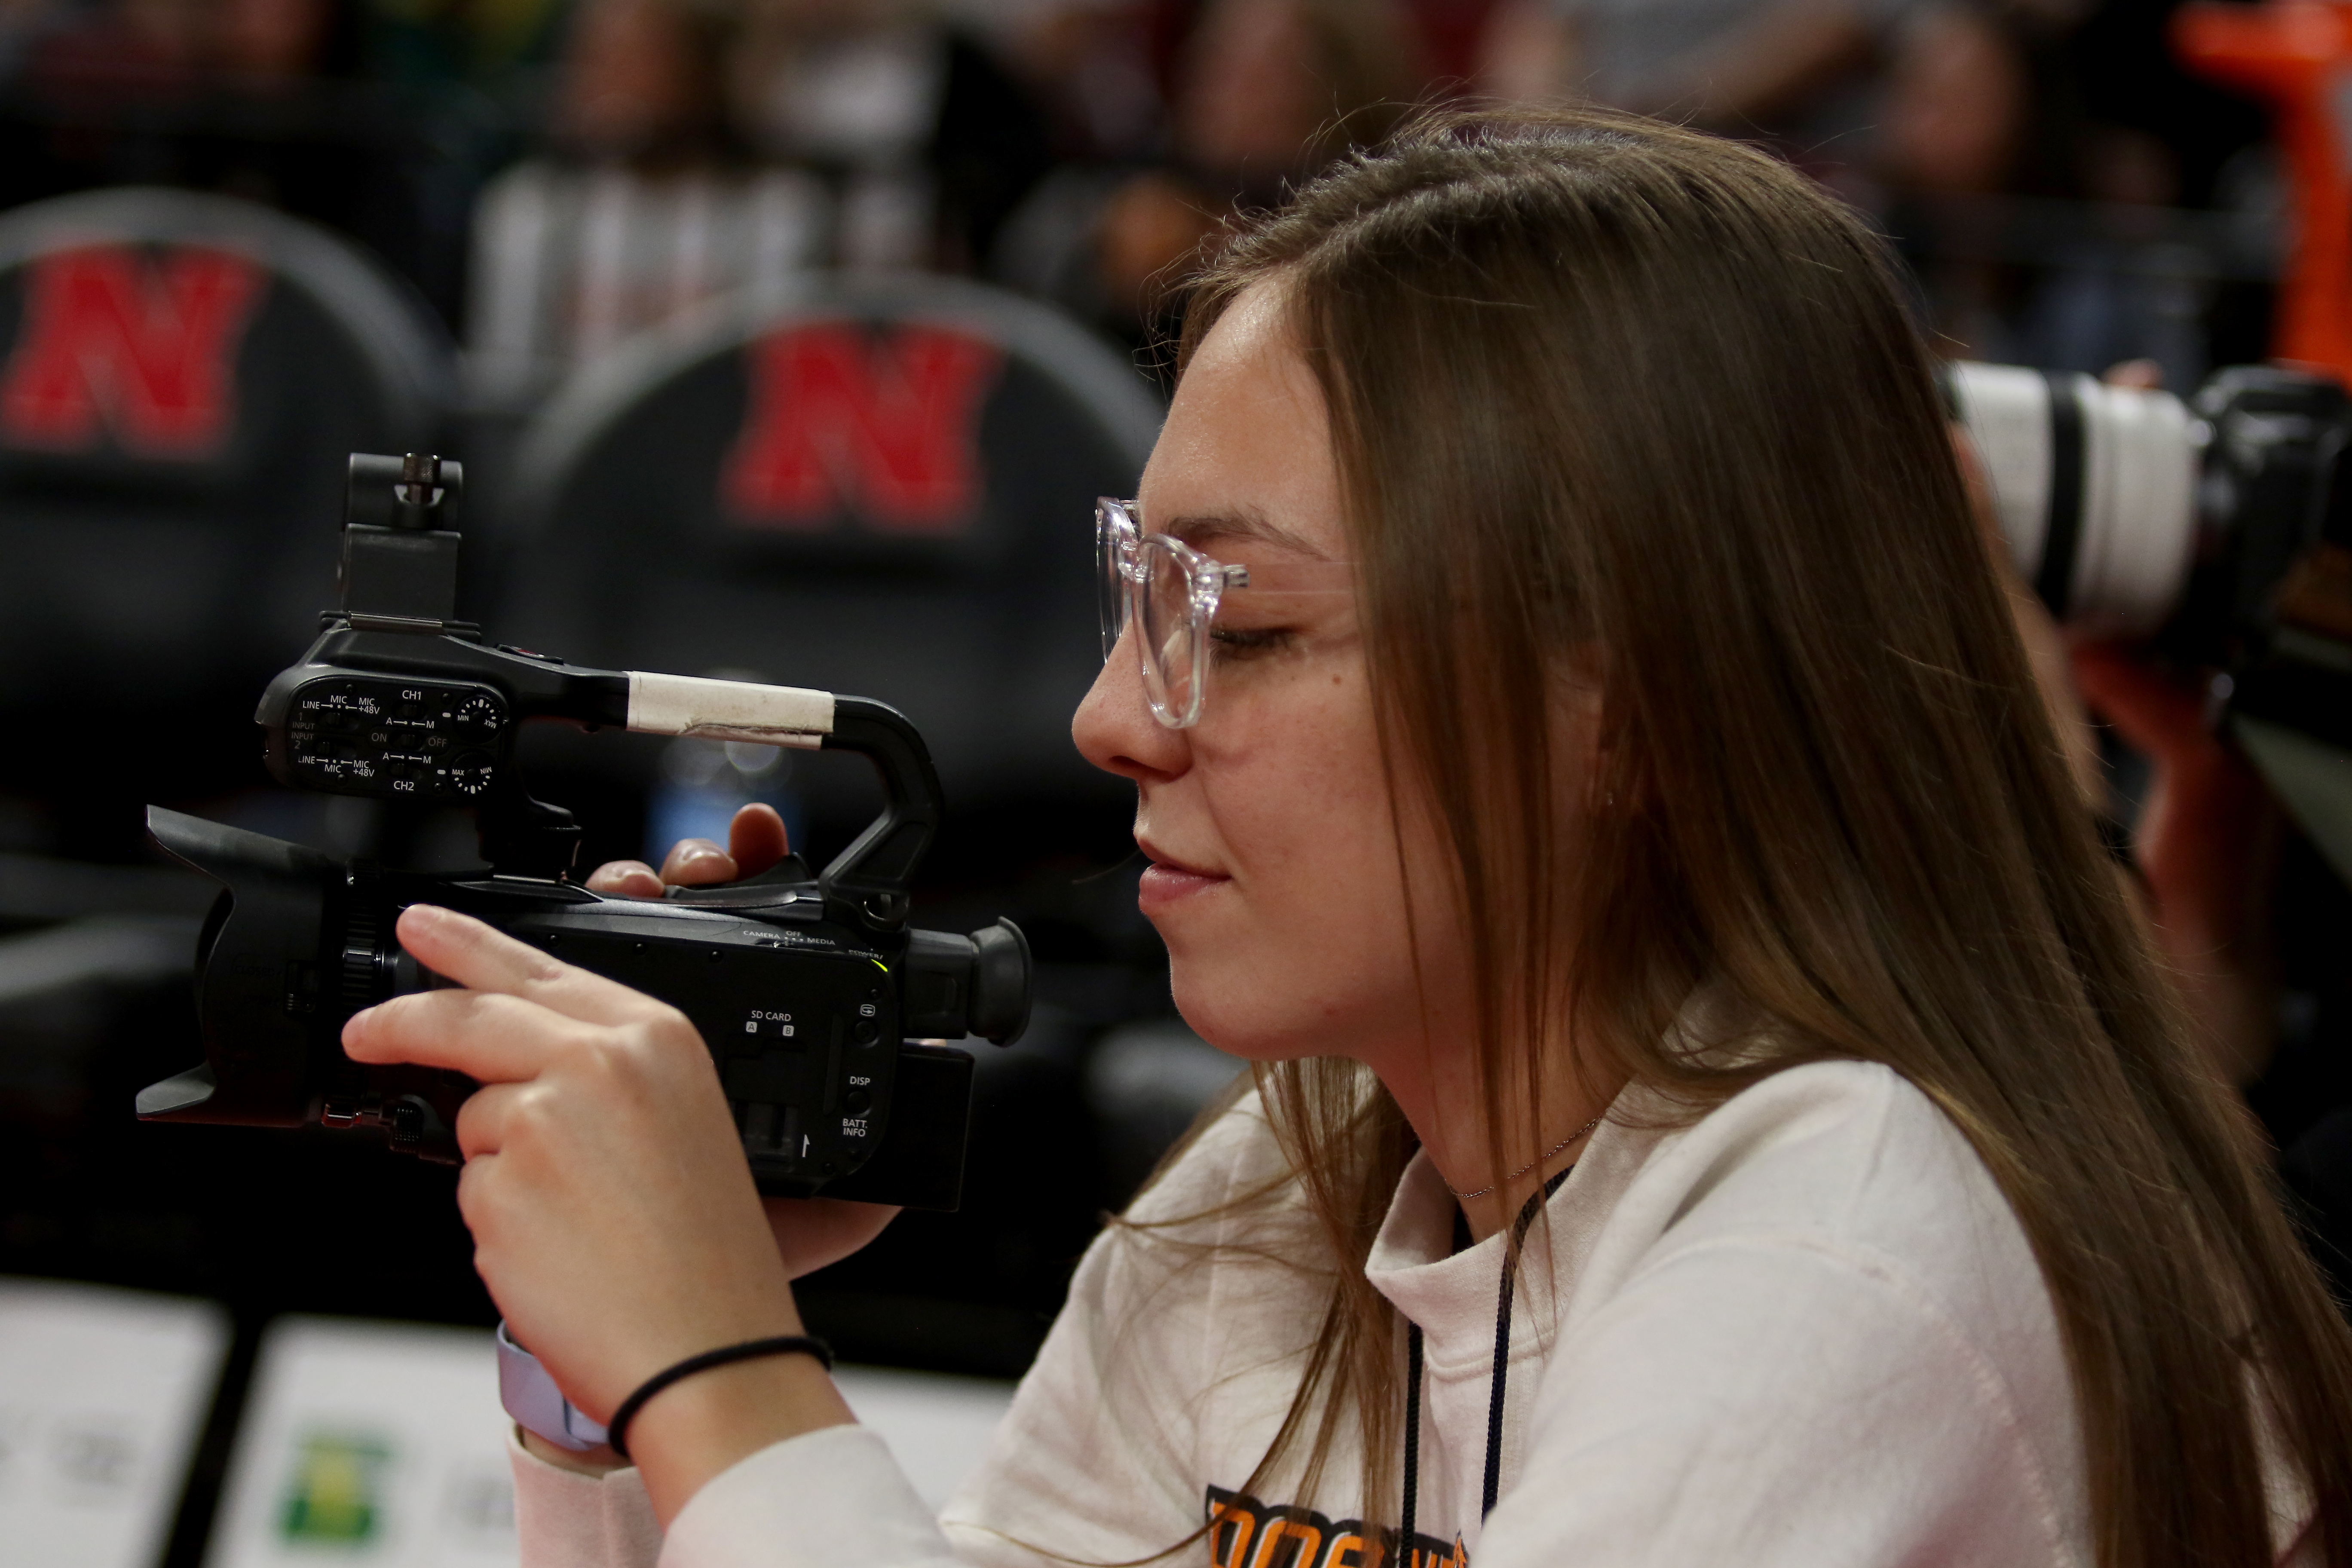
[607,1334,834,1462]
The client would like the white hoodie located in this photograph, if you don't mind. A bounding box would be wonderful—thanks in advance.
[511,1059,2319,1568]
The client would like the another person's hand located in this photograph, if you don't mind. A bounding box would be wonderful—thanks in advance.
[2069,643,2281,1085]
[1958,358,2282,1083]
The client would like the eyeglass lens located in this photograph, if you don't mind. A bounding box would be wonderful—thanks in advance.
[1097,511,1128,662]
[1098,501,1214,728]
[1138,541,1199,726]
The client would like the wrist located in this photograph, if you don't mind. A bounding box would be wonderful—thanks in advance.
[520,1426,627,1476]
[628,1349,853,1524]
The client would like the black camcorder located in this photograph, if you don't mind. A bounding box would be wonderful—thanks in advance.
[137,453,1031,1210]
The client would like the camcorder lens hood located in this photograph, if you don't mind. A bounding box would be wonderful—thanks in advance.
[136,453,1031,1210]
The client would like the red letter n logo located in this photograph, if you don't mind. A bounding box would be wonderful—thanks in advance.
[722,321,1001,534]
[0,244,266,460]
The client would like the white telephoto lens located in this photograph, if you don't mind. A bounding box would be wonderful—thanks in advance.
[1945,361,2198,636]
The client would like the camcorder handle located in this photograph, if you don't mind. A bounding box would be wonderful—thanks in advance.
[264,628,944,932]
[617,673,941,927]
[814,699,939,928]
[268,453,945,929]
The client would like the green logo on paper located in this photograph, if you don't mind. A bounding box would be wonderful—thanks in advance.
[279,1431,392,1546]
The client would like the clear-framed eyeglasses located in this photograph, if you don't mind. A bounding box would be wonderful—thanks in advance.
[1096,497,1354,729]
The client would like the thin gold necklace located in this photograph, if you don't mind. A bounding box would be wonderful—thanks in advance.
[1445,1112,1605,1200]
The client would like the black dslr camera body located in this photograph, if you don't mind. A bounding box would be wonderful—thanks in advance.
[138,453,1029,1210]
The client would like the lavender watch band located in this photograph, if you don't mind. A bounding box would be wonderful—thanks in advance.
[496,1321,610,1452]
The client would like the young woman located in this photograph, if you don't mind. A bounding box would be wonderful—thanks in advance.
[347,109,2352,1566]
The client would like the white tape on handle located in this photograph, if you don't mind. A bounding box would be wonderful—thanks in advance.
[627,672,834,747]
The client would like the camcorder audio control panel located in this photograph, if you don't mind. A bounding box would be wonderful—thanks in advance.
[276,676,508,799]
[139,453,1029,1211]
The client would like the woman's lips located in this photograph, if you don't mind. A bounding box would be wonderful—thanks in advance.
[1137,857,1228,911]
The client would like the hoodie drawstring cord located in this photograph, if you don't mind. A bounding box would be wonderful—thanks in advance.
[1397,1167,1572,1560]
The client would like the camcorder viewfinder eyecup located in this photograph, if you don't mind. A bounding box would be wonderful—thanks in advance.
[137,453,1032,1210]
[1946,363,2352,884]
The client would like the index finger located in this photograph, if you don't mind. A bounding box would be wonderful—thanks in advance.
[393,903,671,1028]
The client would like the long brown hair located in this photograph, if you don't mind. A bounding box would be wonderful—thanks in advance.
[1152,107,2352,1567]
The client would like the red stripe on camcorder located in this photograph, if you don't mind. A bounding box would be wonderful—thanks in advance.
[722,320,1001,535]
[0,243,265,460]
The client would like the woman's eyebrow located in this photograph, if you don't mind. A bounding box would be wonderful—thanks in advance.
[1159,508,1330,557]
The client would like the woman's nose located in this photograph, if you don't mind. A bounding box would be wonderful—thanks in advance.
[1074,625,1190,783]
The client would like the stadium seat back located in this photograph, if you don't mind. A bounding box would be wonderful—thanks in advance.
[494,275,1160,822]
[0,188,453,803]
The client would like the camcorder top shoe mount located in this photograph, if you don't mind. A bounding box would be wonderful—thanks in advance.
[138,453,1030,1211]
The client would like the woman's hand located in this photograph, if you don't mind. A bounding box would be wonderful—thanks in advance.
[585,801,792,898]
[343,897,873,1518]
[579,803,906,1275]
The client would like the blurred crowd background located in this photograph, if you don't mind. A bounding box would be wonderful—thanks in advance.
[0,0,2278,383]
[0,3,2344,1565]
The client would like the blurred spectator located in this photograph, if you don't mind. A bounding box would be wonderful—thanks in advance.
[220,0,349,82]
[727,0,1055,272]
[1466,0,2272,385]
[1402,0,1501,89]
[360,0,574,101]
[1874,0,2249,382]
[466,0,823,403]
[18,0,370,96]
[17,0,197,96]
[1167,0,1409,193]
[1004,0,1489,160]
[1878,4,2030,202]
[1002,0,1172,163]
[2065,0,2265,216]
[0,0,64,85]
[0,0,490,320]
[1873,2,2039,357]
[1474,0,1926,190]
[993,0,1415,359]
[469,0,1054,402]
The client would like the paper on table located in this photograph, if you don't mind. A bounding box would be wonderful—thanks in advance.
[0,1276,230,1568]
[202,1315,1017,1565]
[205,1317,514,1568]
